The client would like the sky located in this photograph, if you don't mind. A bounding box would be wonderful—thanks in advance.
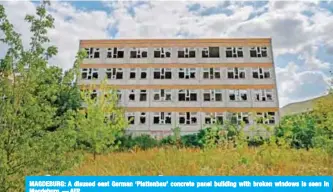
[1,0,333,107]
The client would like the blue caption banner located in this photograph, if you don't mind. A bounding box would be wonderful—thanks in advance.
[26,176,333,192]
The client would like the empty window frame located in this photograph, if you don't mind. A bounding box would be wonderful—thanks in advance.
[179,112,198,125]
[153,68,172,79]
[139,112,147,124]
[81,68,99,80]
[154,48,171,58]
[106,68,123,80]
[116,90,122,102]
[90,89,98,100]
[229,90,248,101]
[178,90,197,101]
[130,48,148,58]
[203,89,223,102]
[231,112,250,125]
[127,112,135,125]
[202,47,220,58]
[254,89,273,102]
[140,68,148,79]
[226,47,243,58]
[153,112,172,124]
[139,90,147,101]
[178,68,196,79]
[204,112,224,124]
[106,47,124,58]
[227,68,246,79]
[250,47,268,58]
[178,48,196,58]
[128,90,135,101]
[203,68,221,79]
[85,48,100,59]
[256,112,275,124]
[129,68,136,79]
[252,68,271,79]
[153,89,172,101]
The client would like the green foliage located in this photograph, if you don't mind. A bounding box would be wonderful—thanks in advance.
[118,134,159,151]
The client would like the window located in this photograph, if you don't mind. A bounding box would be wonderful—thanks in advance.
[252,68,271,79]
[226,47,243,58]
[127,112,135,125]
[117,90,122,102]
[106,47,124,58]
[204,112,224,124]
[227,68,246,79]
[90,90,98,100]
[250,47,268,58]
[139,112,146,124]
[139,90,147,101]
[128,90,135,101]
[81,68,99,80]
[140,68,148,79]
[153,112,172,124]
[203,90,223,102]
[178,48,196,58]
[256,112,275,124]
[179,112,197,125]
[203,68,221,79]
[130,48,148,58]
[178,90,197,101]
[178,68,196,79]
[154,48,171,58]
[229,90,248,101]
[153,89,172,101]
[106,68,123,80]
[254,89,273,102]
[129,68,136,79]
[85,48,100,59]
[202,47,220,58]
[231,112,249,125]
[153,68,172,79]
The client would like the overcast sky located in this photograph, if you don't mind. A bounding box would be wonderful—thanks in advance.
[1,0,333,107]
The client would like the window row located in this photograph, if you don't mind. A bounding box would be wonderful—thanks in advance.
[123,112,276,125]
[90,89,275,102]
[81,67,272,80]
[85,46,269,59]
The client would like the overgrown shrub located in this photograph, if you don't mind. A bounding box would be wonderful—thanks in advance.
[118,134,159,151]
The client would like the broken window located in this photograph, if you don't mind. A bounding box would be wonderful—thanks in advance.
[250,47,268,58]
[85,48,100,59]
[178,48,196,58]
[130,48,148,58]
[139,90,147,101]
[178,112,198,125]
[153,89,172,101]
[153,68,172,79]
[203,68,221,79]
[129,68,136,79]
[178,68,196,79]
[105,68,123,80]
[229,90,248,101]
[202,47,220,58]
[227,68,246,79]
[226,47,243,58]
[128,90,135,101]
[256,112,275,124]
[127,112,135,125]
[203,89,223,102]
[231,112,249,125]
[90,90,98,100]
[178,90,197,101]
[254,89,273,102]
[140,68,148,79]
[139,112,146,124]
[106,47,124,58]
[153,112,172,124]
[204,112,224,125]
[81,68,99,80]
[154,48,171,58]
[252,68,271,79]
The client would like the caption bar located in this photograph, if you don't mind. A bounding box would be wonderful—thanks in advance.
[26,176,333,192]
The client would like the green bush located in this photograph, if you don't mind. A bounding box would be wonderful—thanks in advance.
[118,134,159,151]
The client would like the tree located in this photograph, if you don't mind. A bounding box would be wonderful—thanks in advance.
[77,81,128,160]
[0,2,83,191]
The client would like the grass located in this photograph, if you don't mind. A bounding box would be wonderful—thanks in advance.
[66,145,333,176]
